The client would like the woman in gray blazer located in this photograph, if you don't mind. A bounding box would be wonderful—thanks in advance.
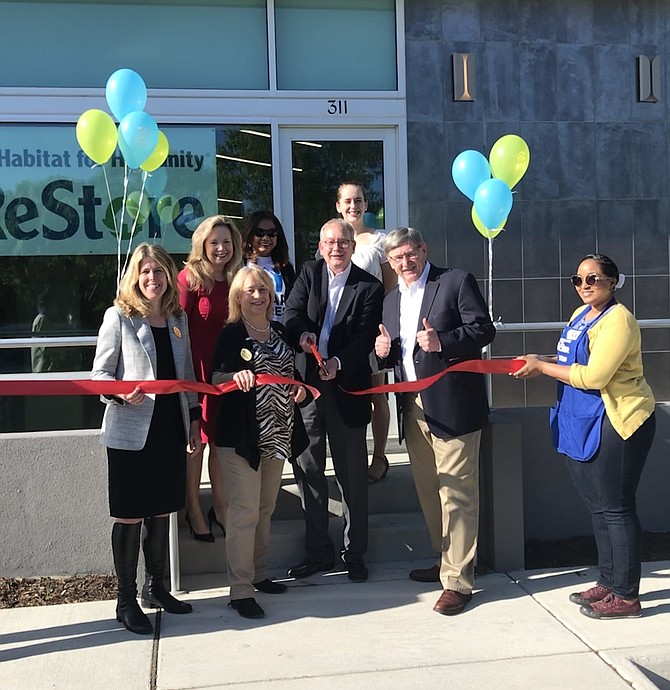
[92,243,202,635]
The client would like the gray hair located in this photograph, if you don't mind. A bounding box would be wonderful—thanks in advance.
[383,227,425,255]
[320,217,355,241]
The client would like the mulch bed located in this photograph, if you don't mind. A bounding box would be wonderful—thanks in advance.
[1,532,668,608]
[0,575,117,609]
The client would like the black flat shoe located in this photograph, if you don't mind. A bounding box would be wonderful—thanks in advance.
[346,559,368,582]
[207,506,226,537]
[287,559,334,579]
[253,578,288,594]
[185,513,215,543]
[229,597,264,619]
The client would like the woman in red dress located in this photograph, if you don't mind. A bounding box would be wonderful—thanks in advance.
[178,215,243,540]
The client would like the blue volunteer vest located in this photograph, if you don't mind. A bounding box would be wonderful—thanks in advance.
[549,301,616,461]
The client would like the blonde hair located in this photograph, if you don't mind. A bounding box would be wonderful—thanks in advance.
[182,215,243,293]
[114,243,182,318]
[227,266,275,324]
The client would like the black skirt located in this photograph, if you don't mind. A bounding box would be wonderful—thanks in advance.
[107,326,186,518]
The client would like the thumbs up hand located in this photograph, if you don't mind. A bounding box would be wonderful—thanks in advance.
[417,317,441,353]
[375,323,392,359]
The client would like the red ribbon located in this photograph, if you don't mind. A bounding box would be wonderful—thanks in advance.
[0,360,522,398]
[0,374,320,399]
[345,358,524,395]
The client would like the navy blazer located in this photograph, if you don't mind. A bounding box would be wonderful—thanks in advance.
[380,265,496,439]
[284,259,384,428]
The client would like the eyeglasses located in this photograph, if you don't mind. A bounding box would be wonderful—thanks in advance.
[388,251,419,265]
[570,274,606,288]
[322,239,351,249]
[253,227,278,238]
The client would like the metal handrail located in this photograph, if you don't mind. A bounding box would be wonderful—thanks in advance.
[0,318,668,350]
[494,319,670,332]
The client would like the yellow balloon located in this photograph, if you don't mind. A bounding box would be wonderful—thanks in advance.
[140,131,170,172]
[126,191,151,226]
[471,205,504,239]
[76,109,118,164]
[489,134,530,189]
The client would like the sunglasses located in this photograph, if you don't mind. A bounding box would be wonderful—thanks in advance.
[253,227,278,238]
[570,274,606,288]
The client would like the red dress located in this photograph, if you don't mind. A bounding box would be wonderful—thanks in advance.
[178,269,229,443]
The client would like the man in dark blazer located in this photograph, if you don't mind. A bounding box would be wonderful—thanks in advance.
[375,227,495,615]
[285,218,384,582]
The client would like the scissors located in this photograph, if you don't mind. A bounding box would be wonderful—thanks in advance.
[308,341,329,377]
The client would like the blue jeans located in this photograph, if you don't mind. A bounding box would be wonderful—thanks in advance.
[566,412,655,599]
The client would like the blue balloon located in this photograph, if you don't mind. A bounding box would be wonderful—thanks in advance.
[452,150,491,201]
[145,167,167,197]
[473,179,513,230]
[106,69,147,121]
[118,111,159,169]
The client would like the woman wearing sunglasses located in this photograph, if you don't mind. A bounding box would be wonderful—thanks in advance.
[242,211,296,322]
[178,215,244,542]
[513,254,656,619]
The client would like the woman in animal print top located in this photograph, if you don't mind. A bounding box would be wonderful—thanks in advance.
[211,266,309,619]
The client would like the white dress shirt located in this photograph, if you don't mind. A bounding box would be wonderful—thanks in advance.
[318,263,352,359]
[399,261,431,381]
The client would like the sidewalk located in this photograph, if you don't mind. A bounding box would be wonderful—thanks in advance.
[1,560,668,690]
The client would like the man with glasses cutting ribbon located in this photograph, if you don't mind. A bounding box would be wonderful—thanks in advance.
[375,227,495,616]
[284,218,383,582]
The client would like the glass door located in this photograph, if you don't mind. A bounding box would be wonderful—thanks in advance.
[277,128,403,269]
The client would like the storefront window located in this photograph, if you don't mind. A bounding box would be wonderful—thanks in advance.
[275,0,397,91]
[0,0,269,90]
[0,122,277,432]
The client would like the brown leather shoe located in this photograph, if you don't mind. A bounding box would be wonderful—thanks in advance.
[433,589,472,616]
[409,564,440,583]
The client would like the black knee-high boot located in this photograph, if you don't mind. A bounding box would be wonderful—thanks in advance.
[112,522,153,635]
[141,516,192,614]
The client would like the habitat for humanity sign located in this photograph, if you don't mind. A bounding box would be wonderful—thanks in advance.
[0,126,217,256]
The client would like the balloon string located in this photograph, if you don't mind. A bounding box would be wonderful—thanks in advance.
[123,170,147,267]
[488,236,494,321]
[119,164,134,289]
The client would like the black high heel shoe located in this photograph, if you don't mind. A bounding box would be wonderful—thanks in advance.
[207,506,226,537]
[368,454,390,485]
[184,512,214,543]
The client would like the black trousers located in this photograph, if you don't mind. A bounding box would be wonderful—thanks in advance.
[292,374,369,563]
[566,413,655,599]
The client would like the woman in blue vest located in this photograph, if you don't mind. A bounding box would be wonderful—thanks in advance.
[514,254,656,619]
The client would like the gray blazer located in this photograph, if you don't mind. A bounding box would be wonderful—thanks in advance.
[91,306,200,451]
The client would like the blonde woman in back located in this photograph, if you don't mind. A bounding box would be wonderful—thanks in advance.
[177,215,243,541]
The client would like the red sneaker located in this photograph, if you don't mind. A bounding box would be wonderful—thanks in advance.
[569,584,612,606]
[580,593,641,619]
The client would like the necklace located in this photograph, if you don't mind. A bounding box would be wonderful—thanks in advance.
[242,318,271,334]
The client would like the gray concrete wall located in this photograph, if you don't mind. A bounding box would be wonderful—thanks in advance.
[0,430,113,577]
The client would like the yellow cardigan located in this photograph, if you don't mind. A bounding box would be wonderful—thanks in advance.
[568,303,655,440]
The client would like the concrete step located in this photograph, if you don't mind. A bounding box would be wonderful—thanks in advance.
[192,452,420,522]
[177,451,434,576]
[178,512,434,576]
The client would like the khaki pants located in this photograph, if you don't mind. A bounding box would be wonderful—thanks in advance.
[403,393,481,594]
[217,447,285,600]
